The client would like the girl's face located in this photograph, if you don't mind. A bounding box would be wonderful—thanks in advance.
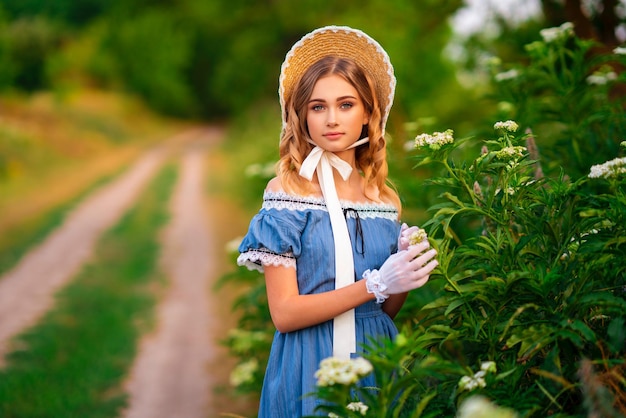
[306,74,369,153]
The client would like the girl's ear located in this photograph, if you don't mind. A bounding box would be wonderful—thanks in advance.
[363,113,370,125]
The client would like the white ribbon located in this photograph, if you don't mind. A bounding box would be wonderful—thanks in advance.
[299,137,368,359]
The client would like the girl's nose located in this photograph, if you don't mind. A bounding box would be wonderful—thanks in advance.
[326,109,337,126]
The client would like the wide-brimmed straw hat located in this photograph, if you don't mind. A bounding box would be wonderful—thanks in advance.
[279,25,396,133]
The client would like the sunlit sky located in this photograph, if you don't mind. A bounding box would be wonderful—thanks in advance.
[452,0,543,37]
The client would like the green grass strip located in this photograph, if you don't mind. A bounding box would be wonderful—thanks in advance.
[0,169,126,276]
[0,163,177,418]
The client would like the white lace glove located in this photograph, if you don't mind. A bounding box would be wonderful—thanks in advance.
[364,241,438,303]
[398,223,428,251]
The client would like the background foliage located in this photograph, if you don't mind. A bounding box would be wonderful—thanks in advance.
[213,2,626,417]
[0,0,468,121]
[0,0,625,416]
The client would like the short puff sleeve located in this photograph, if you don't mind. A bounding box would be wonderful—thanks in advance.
[237,211,302,273]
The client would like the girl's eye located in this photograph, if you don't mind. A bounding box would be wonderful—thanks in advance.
[311,104,324,111]
[340,102,354,109]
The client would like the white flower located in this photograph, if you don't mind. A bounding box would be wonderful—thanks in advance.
[480,361,497,373]
[328,413,340,418]
[229,358,258,386]
[414,129,454,150]
[403,140,416,152]
[347,402,369,415]
[315,357,373,387]
[458,361,499,392]
[586,71,618,85]
[351,357,374,375]
[458,374,486,391]
[495,146,526,160]
[244,162,276,178]
[588,157,626,179]
[494,120,519,132]
[494,69,520,82]
[495,187,516,196]
[614,46,626,55]
[225,236,243,254]
[457,395,519,418]
[540,22,574,43]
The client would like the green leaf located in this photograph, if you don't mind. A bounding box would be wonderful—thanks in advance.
[607,317,626,353]
[444,298,467,316]
[441,192,466,208]
[432,207,458,219]
[564,319,596,343]
[505,324,556,359]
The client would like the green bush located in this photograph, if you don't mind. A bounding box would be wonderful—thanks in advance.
[105,11,195,117]
[222,22,626,418]
[310,25,626,418]
[0,16,63,91]
[486,22,626,179]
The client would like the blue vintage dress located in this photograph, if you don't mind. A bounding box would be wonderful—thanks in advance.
[237,190,401,417]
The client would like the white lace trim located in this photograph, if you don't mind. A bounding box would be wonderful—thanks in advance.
[262,191,398,220]
[237,248,297,273]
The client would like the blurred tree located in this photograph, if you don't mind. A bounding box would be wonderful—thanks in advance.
[104,10,196,116]
[0,16,62,91]
[0,0,109,28]
[542,0,625,47]
[5,0,620,123]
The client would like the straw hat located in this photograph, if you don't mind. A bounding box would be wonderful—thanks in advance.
[279,25,396,133]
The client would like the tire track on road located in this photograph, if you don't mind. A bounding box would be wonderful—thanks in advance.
[123,127,225,418]
[0,144,170,365]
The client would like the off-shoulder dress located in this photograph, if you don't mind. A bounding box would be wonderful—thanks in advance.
[237,190,401,417]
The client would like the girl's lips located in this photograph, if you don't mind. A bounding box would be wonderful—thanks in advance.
[324,132,344,140]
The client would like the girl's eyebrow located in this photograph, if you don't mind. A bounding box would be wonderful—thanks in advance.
[308,95,358,103]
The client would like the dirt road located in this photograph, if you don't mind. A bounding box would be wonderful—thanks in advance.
[0,145,168,364]
[0,127,255,417]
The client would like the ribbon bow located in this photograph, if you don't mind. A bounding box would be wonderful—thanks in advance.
[299,137,368,359]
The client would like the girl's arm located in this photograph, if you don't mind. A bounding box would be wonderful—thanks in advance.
[382,293,407,319]
[264,265,375,333]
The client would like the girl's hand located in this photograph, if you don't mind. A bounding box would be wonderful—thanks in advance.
[365,241,438,302]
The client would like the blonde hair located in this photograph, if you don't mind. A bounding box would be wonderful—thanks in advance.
[277,56,401,212]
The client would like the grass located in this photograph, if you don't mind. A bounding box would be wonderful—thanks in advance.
[0,163,177,418]
[212,100,281,211]
[0,89,186,265]
[0,170,124,276]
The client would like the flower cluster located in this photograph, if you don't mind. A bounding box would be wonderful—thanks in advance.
[539,22,574,43]
[328,402,369,417]
[408,228,428,246]
[315,357,373,387]
[458,361,497,392]
[494,69,520,82]
[613,46,626,55]
[414,129,454,150]
[494,120,519,132]
[495,146,526,160]
[588,157,626,179]
[457,395,519,418]
[347,402,369,415]
[229,358,258,386]
[244,161,276,178]
[586,70,618,85]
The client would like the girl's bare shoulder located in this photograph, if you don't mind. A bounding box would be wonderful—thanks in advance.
[265,177,284,193]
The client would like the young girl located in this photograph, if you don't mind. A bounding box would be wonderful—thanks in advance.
[237,26,438,417]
